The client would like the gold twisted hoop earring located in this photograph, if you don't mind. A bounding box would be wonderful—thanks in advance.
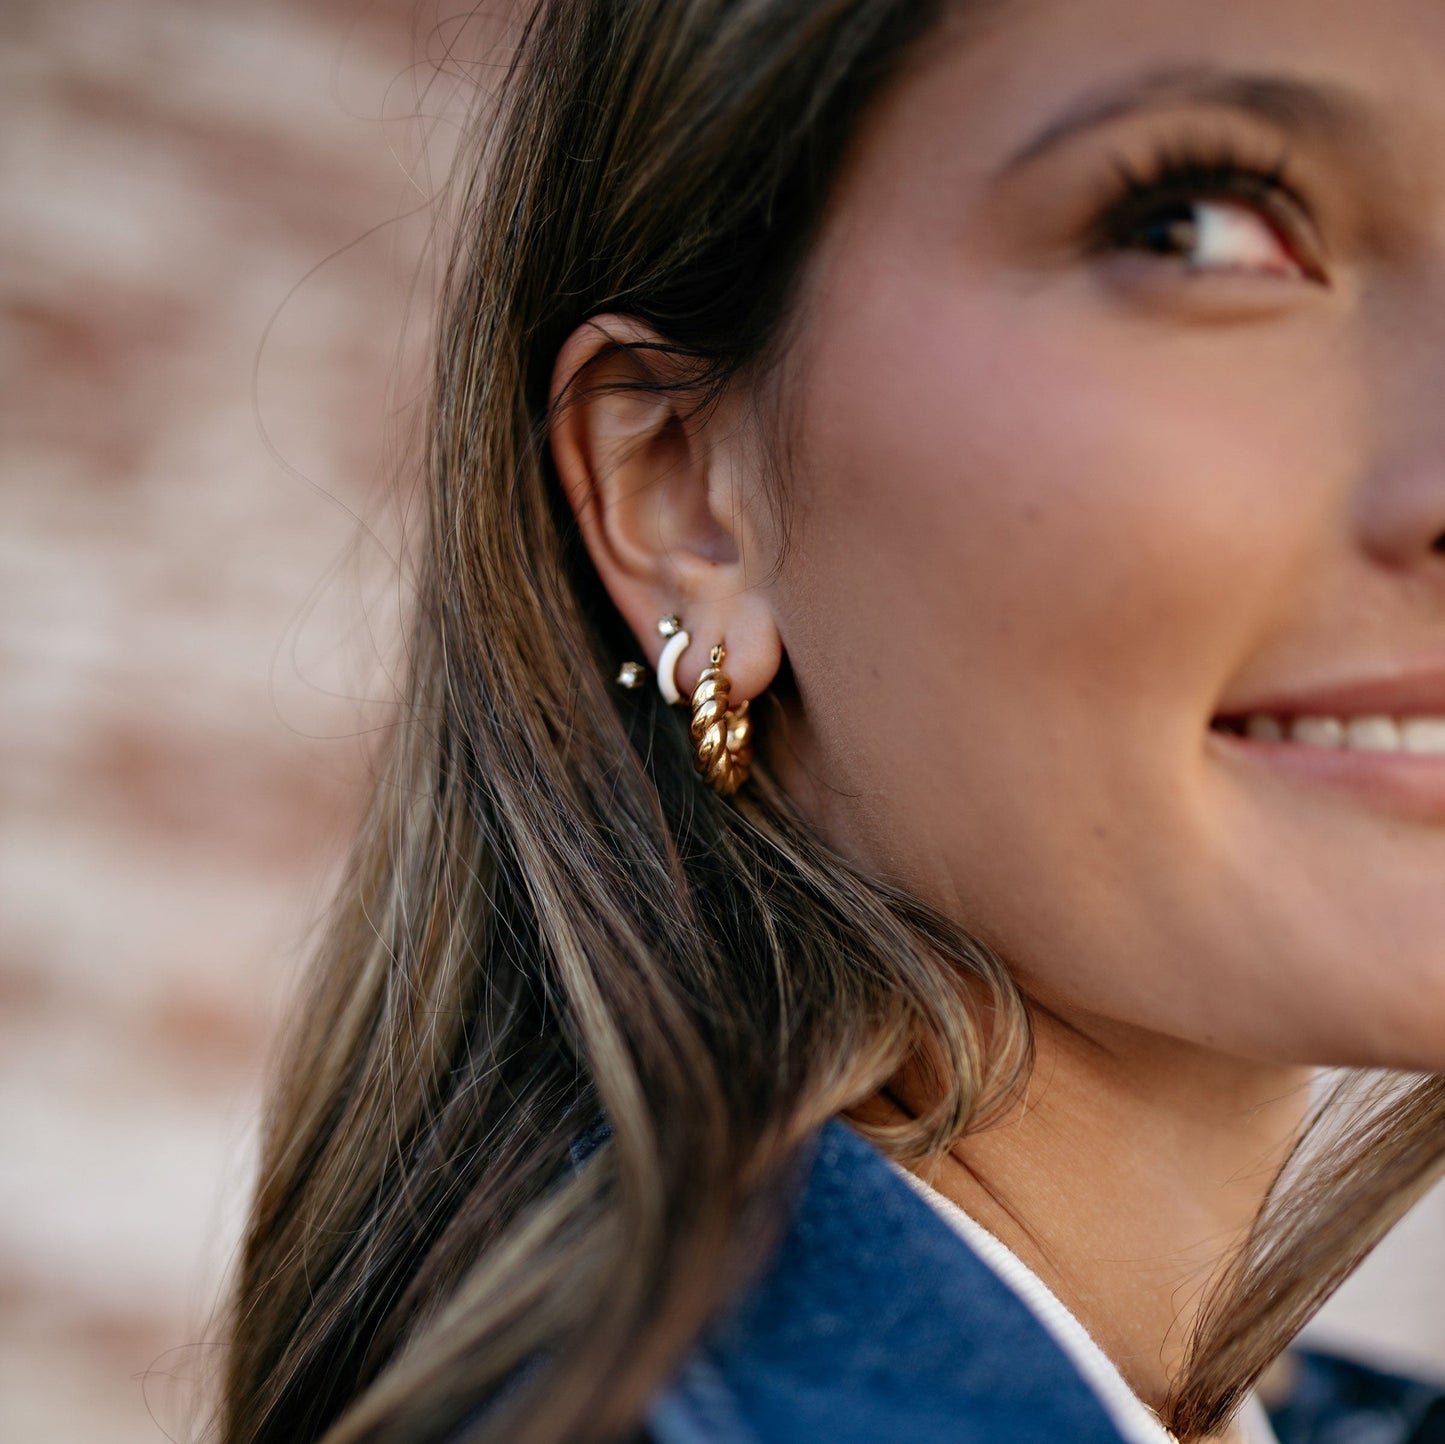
[689,642,753,795]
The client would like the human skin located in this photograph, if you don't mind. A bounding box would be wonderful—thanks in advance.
[550,0,1445,1429]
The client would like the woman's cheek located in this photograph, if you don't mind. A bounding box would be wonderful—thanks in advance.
[800,297,1309,713]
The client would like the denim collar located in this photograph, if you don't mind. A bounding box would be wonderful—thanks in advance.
[644,1117,1135,1444]
[456,1115,1437,1443]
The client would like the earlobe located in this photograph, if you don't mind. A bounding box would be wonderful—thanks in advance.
[627,617,766,796]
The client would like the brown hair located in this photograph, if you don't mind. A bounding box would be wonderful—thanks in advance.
[221,4,1445,1442]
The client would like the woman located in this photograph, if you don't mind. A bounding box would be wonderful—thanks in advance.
[220,1,1445,1441]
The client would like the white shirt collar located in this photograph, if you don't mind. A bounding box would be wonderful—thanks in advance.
[890,1162,1281,1444]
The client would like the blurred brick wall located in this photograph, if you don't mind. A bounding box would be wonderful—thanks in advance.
[0,2,463,1437]
[0,3,1438,1442]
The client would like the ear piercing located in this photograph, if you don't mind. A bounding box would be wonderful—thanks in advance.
[687,641,752,795]
[613,613,754,794]
[654,614,690,704]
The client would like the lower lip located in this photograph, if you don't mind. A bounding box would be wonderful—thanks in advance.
[1206,726,1445,826]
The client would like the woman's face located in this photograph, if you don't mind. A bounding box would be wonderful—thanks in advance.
[758,0,1445,1069]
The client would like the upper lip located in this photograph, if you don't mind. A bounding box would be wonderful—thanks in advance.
[1215,656,1445,720]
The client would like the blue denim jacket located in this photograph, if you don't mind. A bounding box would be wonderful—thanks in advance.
[524,1114,1442,1444]
[642,1117,1137,1444]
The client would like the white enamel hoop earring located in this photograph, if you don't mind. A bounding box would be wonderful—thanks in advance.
[655,614,691,705]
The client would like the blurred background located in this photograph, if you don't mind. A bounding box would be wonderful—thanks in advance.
[0,3,1439,1442]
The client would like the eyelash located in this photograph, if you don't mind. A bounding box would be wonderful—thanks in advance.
[1083,134,1321,278]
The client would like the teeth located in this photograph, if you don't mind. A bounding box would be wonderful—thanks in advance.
[1344,716,1401,752]
[1291,716,1344,748]
[1402,718,1445,756]
[1234,712,1445,754]
[1244,714,1285,741]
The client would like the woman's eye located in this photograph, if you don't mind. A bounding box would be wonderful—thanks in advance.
[1085,149,1325,285]
[1115,195,1303,278]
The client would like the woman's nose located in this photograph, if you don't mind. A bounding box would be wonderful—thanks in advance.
[1355,285,1445,573]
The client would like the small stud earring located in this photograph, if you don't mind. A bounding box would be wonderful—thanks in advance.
[615,660,647,689]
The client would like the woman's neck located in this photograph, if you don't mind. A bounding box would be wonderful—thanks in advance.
[858,1014,1315,1436]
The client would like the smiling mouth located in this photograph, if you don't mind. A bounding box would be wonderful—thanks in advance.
[1207,711,1445,826]
[1209,713,1445,756]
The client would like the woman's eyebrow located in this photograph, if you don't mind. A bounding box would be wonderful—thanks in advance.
[995,62,1379,177]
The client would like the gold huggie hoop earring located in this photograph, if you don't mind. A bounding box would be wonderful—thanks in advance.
[689,642,753,796]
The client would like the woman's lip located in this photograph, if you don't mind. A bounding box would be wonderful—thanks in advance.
[1214,658,1445,720]
[1206,727,1445,826]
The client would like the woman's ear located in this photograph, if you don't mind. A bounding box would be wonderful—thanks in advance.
[548,314,783,704]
